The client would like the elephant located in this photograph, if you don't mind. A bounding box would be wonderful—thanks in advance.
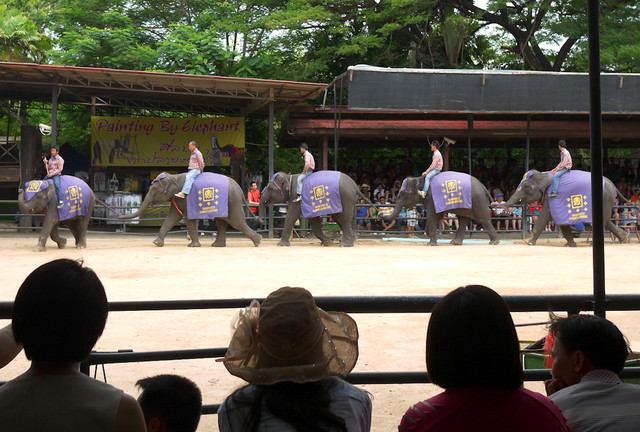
[380,172,500,246]
[119,172,261,247]
[498,169,631,247]
[259,171,371,247]
[18,176,95,252]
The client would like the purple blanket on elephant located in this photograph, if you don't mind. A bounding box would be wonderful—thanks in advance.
[25,176,91,221]
[186,172,229,219]
[545,170,601,226]
[431,172,472,214]
[301,171,342,218]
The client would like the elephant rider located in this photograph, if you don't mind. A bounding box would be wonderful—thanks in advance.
[43,144,65,209]
[550,139,572,198]
[293,142,315,203]
[418,140,443,198]
[175,140,205,199]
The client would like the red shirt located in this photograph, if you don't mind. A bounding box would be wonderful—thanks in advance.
[248,189,260,214]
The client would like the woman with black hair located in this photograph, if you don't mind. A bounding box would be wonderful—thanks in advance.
[218,286,371,432]
[398,285,569,432]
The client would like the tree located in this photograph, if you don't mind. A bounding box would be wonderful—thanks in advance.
[0,5,49,62]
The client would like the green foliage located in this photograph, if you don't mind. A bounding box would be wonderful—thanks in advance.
[0,4,50,62]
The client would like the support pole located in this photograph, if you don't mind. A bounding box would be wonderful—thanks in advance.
[51,85,58,149]
[467,114,473,174]
[268,100,274,239]
[525,114,531,171]
[587,0,606,318]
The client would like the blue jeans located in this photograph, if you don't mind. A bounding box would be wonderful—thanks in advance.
[296,170,313,195]
[551,168,568,194]
[422,169,441,194]
[181,169,201,194]
[44,174,63,203]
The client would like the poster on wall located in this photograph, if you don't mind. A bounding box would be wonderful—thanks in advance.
[91,116,245,167]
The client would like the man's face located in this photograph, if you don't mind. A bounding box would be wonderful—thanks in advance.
[189,142,196,152]
[251,183,258,190]
[550,336,583,387]
[51,148,58,157]
[300,147,306,154]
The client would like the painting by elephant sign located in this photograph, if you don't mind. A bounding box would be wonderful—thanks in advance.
[91,116,245,167]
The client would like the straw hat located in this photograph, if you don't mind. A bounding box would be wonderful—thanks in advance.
[220,287,359,385]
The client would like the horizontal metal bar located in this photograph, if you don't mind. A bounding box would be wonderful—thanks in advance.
[4,295,640,319]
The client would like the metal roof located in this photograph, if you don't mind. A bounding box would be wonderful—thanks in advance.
[0,62,327,116]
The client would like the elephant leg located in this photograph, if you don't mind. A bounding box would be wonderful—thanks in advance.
[310,218,331,246]
[186,219,201,247]
[154,207,183,247]
[49,224,67,250]
[68,222,81,247]
[212,219,228,247]
[336,215,355,247]
[450,216,470,245]
[560,225,576,247]
[224,218,262,247]
[426,216,439,246]
[525,210,551,245]
[277,205,301,246]
[76,216,91,249]
[606,220,630,243]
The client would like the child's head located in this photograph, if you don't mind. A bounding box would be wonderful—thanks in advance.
[12,259,108,362]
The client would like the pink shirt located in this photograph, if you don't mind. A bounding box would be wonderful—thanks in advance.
[399,387,569,432]
[188,149,205,170]
[426,150,443,174]
[555,149,572,171]
[302,150,315,173]
[47,155,64,176]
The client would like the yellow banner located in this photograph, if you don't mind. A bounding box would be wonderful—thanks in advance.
[91,116,245,167]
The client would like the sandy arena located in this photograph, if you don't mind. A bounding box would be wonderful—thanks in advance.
[0,230,639,431]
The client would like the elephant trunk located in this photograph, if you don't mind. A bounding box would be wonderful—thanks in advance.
[17,189,31,213]
[380,202,403,221]
[118,194,153,219]
[258,199,267,223]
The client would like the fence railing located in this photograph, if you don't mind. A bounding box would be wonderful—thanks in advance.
[2,294,640,415]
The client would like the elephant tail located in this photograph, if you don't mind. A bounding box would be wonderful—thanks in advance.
[95,197,122,215]
[615,187,640,213]
[357,188,378,213]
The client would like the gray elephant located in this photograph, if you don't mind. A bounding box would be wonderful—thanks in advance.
[498,169,631,247]
[119,172,261,247]
[18,176,95,252]
[381,172,500,246]
[259,171,370,247]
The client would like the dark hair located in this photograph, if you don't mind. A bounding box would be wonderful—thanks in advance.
[12,259,108,362]
[558,139,567,148]
[230,379,347,432]
[137,374,202,432]
[426,285,522,389]
[189,140,197,146]
[550,314,630,374]
[300,142,308,150]
[51,144,60,152]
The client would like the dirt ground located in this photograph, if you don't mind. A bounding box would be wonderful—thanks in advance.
[1,230,639,431]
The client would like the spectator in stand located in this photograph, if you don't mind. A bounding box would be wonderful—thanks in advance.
[528,202,542,227]
[0,258,146,432]
[360,184,371,201]
[491,193,508,231]
[390,180,402,202]
[398,285,569,432]
[545,314,640,431]
[0,324,21,369]
[377,195,396,232]
[136,374,202,432]
[550,140,572,198]
[356,198,371,231]
[218,286,372,432]
[406,205,419,238]
[372,183,385,201]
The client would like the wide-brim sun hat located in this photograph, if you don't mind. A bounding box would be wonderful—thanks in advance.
[220,287,359,385]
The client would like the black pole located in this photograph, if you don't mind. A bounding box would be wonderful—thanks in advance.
[587,0,606,318]
[467,114,473,174]
[525,114,531,171]
[268,100,274,239]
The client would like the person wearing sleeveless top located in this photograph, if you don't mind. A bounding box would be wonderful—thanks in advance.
[0,259,146,432]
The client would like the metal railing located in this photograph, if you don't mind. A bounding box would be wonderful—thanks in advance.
[2,294,640,415]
